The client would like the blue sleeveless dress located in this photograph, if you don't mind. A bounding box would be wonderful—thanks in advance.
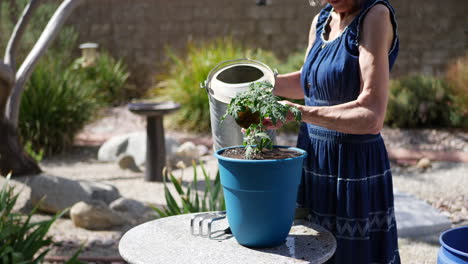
[297,0,400,263]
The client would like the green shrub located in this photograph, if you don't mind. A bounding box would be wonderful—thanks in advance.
[385,75,462,128]
[73,53,131,106]
[153,162,225,218]
[445,54,468,128]
[19,61,98,155]
[0,0,96,155]
[150,37,281,133]
[277,49,307,74]
[3,1,130,154]
[19,51,130,155]
[0,174,83,263]
[0,0,77,64]
[23,141,44,163]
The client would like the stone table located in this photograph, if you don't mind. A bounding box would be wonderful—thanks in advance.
[119,213,336,264]
[128,101,180,182]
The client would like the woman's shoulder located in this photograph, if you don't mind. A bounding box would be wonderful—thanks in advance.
[345,0,398,57]
[359,3,392,37]
[360,2,395,44]
[364,3,391,21]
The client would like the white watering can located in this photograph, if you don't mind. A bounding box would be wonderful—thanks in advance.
[201,58,277,151]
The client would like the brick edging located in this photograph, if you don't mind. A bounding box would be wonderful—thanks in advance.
[387,148,468,163]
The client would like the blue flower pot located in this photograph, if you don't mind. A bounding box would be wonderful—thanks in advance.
[215,146,307,248]
[438,226,468,264]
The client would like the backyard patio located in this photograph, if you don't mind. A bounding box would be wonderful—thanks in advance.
[1,106,465,263]
[0,0,467,263]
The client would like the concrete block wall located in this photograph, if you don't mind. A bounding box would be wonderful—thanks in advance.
[67,0,467,92]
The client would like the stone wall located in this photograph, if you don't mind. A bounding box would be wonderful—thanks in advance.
[67,0,467,92]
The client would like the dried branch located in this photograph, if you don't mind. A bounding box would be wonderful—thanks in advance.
[0,62,14,85]
[4,0,43,71]
[0,62,15,118]
[6,0,86,127]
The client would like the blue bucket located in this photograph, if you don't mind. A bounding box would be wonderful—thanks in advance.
[438,226,468,264]
[215,146,307,248]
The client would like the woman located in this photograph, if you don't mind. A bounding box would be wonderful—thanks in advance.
[266,0,400,263]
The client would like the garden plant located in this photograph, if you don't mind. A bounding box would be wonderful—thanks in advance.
[385,75,465,129]
[214,81,306,247]
[0,174,82,263]
[0,0,132,161]
[153,162,225,218]
[150,38,282,133]
[221,81,302,159]
[0,0,85,176]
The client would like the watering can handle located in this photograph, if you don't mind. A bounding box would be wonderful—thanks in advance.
[200,58,275,92]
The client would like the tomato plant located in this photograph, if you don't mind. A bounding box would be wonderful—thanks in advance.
[222,81,302,159]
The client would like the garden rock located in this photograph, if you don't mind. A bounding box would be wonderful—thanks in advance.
[98,132,207,169]
[197,144,209,156]
[168,141,202,167]
[70,200,126,230]
[416,158,432,169]
[97,131,180,166]
[28,173,120,214]
[97,133,129,162]
[117,154,142,172]
[109,197,156,225]
[176,142,200,158]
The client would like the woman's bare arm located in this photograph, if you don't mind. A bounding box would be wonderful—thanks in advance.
[273,14,319,99]
[276,5,394,134]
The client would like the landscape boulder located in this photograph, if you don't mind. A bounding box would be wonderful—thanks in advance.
[98,132,208,170]
[70,200,127,230]
[28,173,120,214]
[109,197,157,225]
[416,158,432,169]
[97,132,179,166]
[168,141,201,167]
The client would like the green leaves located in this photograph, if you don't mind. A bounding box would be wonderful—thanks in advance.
[72,52,131,106]
[385,75,463,128]
[150,37,283,133]
[0,174,83,264]
[224,81,302,159]
[153,162,225,218]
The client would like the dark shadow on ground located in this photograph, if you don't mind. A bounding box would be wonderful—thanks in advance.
[41,145,100,166]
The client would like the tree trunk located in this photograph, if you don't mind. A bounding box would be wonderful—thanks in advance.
[0,0,85,177]
[7,0,84,126]
[0,118,41,176]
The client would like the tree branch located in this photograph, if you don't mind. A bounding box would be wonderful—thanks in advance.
[6,0,86,127]
[0,62,14,86]
[0,62,15,119]
[4,0,43,71]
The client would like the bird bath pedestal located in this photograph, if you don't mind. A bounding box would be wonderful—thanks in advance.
[128,101,180,182]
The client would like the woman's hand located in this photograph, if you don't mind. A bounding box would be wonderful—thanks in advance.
[263,100,301,130]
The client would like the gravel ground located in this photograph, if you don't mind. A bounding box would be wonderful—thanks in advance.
[392,161,468,264]
[32,142,468,263]
[4,106,467,263]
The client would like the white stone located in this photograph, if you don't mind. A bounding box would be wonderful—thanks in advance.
[175,141,200,159]
[167,142,204,168]
[28,173,120,214]
[197,144,209,156]
[97,133,130,162]
[122,132,146,166]
[97,132,180,167]
[416,158,432,169]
